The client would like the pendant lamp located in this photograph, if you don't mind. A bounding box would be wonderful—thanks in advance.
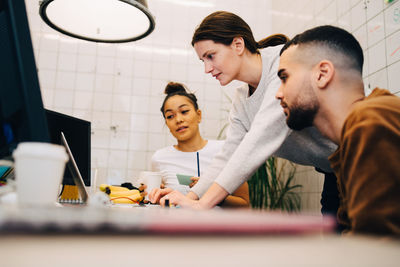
[39,0,155,43]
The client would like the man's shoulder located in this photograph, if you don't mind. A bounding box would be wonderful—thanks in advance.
[352,90,400,116]
[344,89,400,131]
[365,88,398,101]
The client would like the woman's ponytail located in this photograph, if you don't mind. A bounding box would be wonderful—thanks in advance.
[257,34,290,49]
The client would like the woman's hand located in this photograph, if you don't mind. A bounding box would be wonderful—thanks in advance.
[141,183,165,201]
[189,177,199,188]
[148,187,173,204]
[160,190,205,209]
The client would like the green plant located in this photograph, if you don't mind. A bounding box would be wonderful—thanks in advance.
[248,157,302,212]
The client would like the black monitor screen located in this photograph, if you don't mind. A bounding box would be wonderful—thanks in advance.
[0,0,50,159]
[46,109,91,186]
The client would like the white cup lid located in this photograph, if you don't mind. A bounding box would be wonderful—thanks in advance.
[13,142,68,162]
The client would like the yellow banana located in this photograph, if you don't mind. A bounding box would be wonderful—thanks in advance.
[99,184,130,192]
[108,189,140,198]
[111,198,134,204]
[110,191,143,204]
[99,184,143,204]
[111,196,143,204]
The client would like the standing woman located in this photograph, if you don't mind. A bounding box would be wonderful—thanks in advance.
[162,11,338,211]
[149,82,249,208]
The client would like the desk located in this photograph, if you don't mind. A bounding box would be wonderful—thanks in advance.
[1,204,400,266]
[1,234,400,266]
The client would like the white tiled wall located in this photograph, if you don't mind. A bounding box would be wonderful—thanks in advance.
[24,0,272,186]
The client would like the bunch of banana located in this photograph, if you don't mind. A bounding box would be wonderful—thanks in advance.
[99,184,143,204]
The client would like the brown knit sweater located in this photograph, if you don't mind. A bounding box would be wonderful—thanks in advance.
[329,88,400,236]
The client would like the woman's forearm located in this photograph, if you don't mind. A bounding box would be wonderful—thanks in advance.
[198,183,229,209]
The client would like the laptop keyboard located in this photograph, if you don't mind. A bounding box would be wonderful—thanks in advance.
[58,198,85,205]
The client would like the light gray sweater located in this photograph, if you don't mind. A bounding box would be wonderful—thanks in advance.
[191,45,337,197]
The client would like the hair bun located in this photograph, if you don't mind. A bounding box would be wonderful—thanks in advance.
[164,82,187,95]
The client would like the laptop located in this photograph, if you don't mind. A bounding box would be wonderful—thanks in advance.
[60,132,89,204]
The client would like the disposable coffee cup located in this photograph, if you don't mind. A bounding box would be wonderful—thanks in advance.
[139,171,162,200]
[13,142,68,206]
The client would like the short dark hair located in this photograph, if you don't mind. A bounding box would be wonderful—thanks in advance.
[160,82,198,118]
[280,25,364,73]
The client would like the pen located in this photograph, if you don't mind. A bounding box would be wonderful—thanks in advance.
[196,151,200,177]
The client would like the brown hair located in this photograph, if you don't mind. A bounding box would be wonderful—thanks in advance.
[160,82,199,118]
[191,11,289,54]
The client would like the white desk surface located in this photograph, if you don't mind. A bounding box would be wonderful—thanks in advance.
[0,202,399,267]
[1,234,400,267]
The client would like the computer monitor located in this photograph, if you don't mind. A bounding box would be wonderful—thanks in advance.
[0,0,50,159]
[45,109,91,186]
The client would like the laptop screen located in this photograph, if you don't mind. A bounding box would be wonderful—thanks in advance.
[61,132,88,203]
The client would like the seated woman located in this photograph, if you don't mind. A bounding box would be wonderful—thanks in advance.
[148,82,249,208]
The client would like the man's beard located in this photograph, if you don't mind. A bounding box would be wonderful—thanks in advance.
[286,103,318,131]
